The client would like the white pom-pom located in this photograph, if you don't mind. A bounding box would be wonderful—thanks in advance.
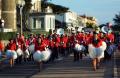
[33,51,43,62]
[28,44,35,53]
[16,48,23,56]
[42,49,51,61]
[11,51,17,59]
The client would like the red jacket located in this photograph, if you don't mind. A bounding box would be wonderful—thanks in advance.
[61,37,68,48]
[49,40,55,48]
[7,42,16,51]
[92,39,103,48]
[35,42,45,51]
[0,41,4,51]
[106,33,114,43]
[54,36,60,47]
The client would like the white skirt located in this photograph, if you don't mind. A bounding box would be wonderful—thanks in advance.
[88,41,107,59]
[6,50,17,59]
[33,51,43,62]
[33,49,51,62]
[42,48,51,61]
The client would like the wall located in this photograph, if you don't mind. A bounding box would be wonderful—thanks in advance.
[45,14,55,32]
[29,14,55,32]
[1,0,17,32]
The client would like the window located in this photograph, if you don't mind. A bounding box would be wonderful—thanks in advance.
[33,18,36,29]
[40,17,44,29]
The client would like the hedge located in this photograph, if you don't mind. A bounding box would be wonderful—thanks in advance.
[0,32,16,40]
[0,30,49,40]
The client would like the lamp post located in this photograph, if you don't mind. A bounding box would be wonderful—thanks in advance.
[16,0,25,35]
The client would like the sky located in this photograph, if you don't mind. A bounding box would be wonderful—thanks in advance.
[49,0,120,24]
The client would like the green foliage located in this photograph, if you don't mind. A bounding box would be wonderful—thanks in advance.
[113,12,120,26]
[0,30,48,40]
[0,32,16,40]
[113,12,120,31]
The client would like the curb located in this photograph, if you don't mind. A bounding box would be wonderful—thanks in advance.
[114,50,118,78]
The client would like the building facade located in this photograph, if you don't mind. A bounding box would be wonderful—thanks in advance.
[29,5,55,32]
[55,11,82,28]
[31,0,41,13]
[0,0,17,32]
[80,15,98,26]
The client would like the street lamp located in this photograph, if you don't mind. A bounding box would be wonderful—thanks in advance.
[16,0,25,35]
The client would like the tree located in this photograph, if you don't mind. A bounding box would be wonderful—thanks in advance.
[113,12,120,31]
[16,0,32,31]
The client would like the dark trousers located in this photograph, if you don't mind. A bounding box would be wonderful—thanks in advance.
[73,49,79,61]
[49,47,55,62]
[104,50,112,61]
[60,47,66,56]
[16,55,22,64]
[73,49,83,61]
[54,47,59,59]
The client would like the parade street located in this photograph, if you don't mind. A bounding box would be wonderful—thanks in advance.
[0,51,119,78]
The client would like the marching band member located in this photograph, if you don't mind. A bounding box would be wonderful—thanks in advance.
[60,34,68,56]
[28,33,36,61]
[33,37,51,71]
[54,34,60,59]
[48,38,55,62]
[23,37,30,62]
[6,39,17,67]
[69,32,76,54]
[15,33,24,64]
[105,31,115,60]
[33,37,45,70]
[73,40,80,61]
[88,32,106,71]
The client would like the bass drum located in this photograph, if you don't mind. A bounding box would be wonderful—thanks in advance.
[16,48,23,56]
[24,48,30,58]
[28,44,35,54]
[74,43,86,52]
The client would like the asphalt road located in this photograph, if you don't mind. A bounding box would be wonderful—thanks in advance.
[0,53,116,78]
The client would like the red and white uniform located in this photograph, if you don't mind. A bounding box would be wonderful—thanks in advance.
[7,42,16,51]
[35,42,46,51]
[106,33,114,43]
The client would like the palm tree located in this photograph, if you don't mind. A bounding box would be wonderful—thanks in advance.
[113,12,120,31]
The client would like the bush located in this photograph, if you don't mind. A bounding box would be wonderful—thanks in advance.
[0,30,49,40]
[0,32,16,40]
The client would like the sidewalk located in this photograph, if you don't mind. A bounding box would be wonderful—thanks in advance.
[114,50,120,78]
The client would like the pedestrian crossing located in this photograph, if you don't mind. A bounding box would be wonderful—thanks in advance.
[0,54,115,78]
